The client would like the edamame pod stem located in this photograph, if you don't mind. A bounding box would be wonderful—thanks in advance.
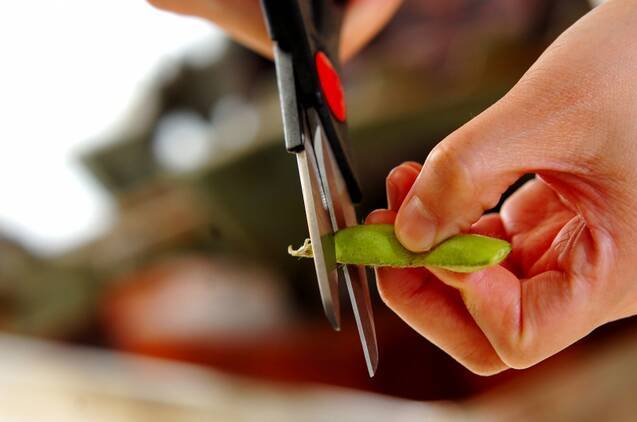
[289,224,511,273]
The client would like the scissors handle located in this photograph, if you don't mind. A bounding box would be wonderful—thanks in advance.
[261,0,361,203]
[261,0,343,60]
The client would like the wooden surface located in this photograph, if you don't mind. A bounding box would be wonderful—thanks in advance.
[464,326,637,422]
[0,335,451,422]
[1,329,637,421]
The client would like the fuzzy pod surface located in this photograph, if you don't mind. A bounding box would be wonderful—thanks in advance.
[289,224,511,272]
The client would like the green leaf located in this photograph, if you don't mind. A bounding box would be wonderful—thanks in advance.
[289,224,511,273]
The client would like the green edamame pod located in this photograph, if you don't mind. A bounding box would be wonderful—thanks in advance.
[289,224,511,272]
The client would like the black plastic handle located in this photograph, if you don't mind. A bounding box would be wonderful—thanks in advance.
[261,0,362,203]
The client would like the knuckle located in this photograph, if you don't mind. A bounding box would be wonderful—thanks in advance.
[386,162,420,184]
[425,140,475,196]
[421,139,485,230]
[376,276,413,309]
[455,349,508,376]
[377,290,398,312]
[426,142,463,176]
[146,0,168,9]
[464,361,507,377]
[375,273,403,310]
[147,0,191,13]
[403,161,423,172]
[494,338,538,370]
[376,279,393,306]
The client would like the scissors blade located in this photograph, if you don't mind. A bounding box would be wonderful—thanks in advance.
[342,265,378,376]
[295,128,341,331]
[272,43,340,329]
[313,119,379,376]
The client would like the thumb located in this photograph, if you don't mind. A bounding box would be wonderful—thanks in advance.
[394,74,597,252]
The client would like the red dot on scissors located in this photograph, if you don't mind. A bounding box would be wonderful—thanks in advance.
[315,51,346,122]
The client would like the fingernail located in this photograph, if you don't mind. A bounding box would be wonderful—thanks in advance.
[387,166,419,210]
[396,195,437,252]
[386,179,399,210]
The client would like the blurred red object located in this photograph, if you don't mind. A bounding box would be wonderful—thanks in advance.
[101,255,377,388]
[101,255,513,398]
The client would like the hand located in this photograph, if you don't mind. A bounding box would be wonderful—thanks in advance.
[147,0,403,61]
[368,0,637,375]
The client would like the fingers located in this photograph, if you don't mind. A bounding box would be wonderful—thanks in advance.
[391,19,617,253]
[500,179,575,276]
[147,0,403,62]
[375,266,508,375]
[148,0,272,57]
[340,0,403,61]
[383,164,603,370]
[432,266,600,369]
[394,133,522,252]
[366,208,507,375]
[469,214,516,273]
[386,161,421,211]
[469,213,507,239]
[375,167,590,372]
[500,179,573,238]
[368,0,632,373]
[426,181,598,369]
[429,215,601,369]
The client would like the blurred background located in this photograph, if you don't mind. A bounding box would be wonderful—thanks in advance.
[2,0,637,420]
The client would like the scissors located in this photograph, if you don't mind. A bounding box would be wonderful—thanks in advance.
[261,0,378,376]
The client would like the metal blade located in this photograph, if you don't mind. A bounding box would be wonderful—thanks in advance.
[273,38,376,374]
[313,120,379,377]
[273,43,340,329]
[341,265,378,377]
[272,43,302,151]
[295,137,341,331]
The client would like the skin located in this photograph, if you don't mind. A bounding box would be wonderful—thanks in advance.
[371,0,637,374]
[150,0,637,374]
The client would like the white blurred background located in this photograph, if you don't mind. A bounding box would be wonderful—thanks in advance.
[0,1,225,255]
